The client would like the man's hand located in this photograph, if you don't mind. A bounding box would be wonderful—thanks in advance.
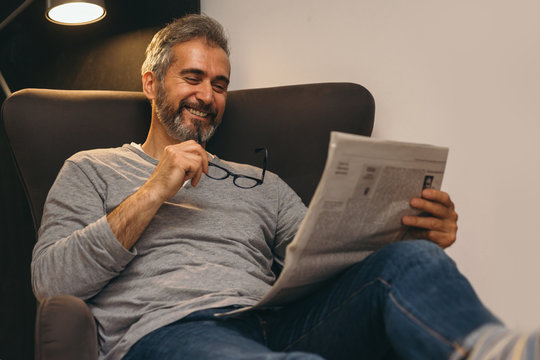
[401,189,458,249]
[143,140,209,202]
[108,140,208,250]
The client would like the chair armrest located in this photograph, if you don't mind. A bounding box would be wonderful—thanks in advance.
[35,295,98,360]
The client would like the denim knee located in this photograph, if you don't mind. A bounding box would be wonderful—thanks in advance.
[367,239,455,279]
[378,239,447,261]
[378,240,444,256]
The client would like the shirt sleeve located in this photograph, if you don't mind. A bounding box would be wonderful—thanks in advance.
[31,159,136,301]
[272,177,307,265]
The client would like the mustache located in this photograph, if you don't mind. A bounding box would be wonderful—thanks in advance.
[177,99,218,119]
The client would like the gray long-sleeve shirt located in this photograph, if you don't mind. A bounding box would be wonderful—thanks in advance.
[31,144,307,359]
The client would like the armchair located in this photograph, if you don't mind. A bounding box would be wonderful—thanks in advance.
[1,83,375,359]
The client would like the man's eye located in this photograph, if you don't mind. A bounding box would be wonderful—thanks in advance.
[212,83,227,93]
[185,77,200,84]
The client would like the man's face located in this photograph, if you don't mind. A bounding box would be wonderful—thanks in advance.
[155,38,230,143]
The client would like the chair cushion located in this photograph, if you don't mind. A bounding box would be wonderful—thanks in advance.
[35,295,98,360]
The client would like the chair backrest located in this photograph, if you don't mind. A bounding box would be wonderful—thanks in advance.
[1,83,375,234]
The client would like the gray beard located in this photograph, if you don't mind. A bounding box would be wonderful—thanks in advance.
[155,86,218,143]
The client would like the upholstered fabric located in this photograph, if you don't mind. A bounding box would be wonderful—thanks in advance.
[35,295,98,360]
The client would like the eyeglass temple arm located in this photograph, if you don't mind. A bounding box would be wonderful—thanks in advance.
[255,147,267,182]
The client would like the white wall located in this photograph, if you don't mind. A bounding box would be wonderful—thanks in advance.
[202,0,540,331]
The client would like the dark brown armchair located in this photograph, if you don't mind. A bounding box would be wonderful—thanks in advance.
[1,83,375,359]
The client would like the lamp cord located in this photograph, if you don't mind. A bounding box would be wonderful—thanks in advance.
[0,0,35,97]
[0,0,34,32]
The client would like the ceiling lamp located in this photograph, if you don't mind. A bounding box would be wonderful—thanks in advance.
[46,0,106,25]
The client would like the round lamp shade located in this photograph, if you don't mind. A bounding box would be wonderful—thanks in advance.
[46,0,106,25]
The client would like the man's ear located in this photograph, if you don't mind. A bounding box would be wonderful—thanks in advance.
[142,71,159,100]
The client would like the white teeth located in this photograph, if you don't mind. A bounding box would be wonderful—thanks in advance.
[187,108,208,117]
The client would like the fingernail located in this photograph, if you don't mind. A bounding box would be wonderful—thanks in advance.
[423,188,433,196]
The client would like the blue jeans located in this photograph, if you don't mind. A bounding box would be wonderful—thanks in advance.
[124,240,500,359]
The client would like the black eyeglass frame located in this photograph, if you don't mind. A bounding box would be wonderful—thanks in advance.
[206,148,267,189]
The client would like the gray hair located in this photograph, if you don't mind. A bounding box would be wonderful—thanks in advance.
[141,14,229,81]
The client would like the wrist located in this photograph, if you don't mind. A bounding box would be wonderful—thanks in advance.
[137,181,169,209]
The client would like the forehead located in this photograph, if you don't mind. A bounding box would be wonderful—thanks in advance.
[169,38,230,76]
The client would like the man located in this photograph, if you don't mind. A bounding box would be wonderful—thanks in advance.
[32,14,538,360]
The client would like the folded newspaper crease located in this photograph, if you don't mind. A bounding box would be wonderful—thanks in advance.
[219,132,448,316]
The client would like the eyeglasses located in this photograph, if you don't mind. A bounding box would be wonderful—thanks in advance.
[205,148,267,189]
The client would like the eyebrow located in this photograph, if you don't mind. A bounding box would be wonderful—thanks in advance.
[180,68,230,85]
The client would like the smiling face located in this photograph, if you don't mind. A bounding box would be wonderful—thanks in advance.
[152,38,231,143]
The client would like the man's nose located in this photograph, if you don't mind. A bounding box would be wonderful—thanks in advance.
[196,81,213,104]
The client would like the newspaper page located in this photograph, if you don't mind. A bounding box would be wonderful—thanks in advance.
[223,131,448,315]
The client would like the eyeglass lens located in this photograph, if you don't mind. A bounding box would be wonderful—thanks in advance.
[207,163,261,189]
[205,148,267,189]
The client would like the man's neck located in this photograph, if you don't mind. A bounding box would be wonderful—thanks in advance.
[141,115,206,160]
[141,113,176,159]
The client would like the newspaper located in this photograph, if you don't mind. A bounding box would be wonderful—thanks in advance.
[222,131,448,315]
